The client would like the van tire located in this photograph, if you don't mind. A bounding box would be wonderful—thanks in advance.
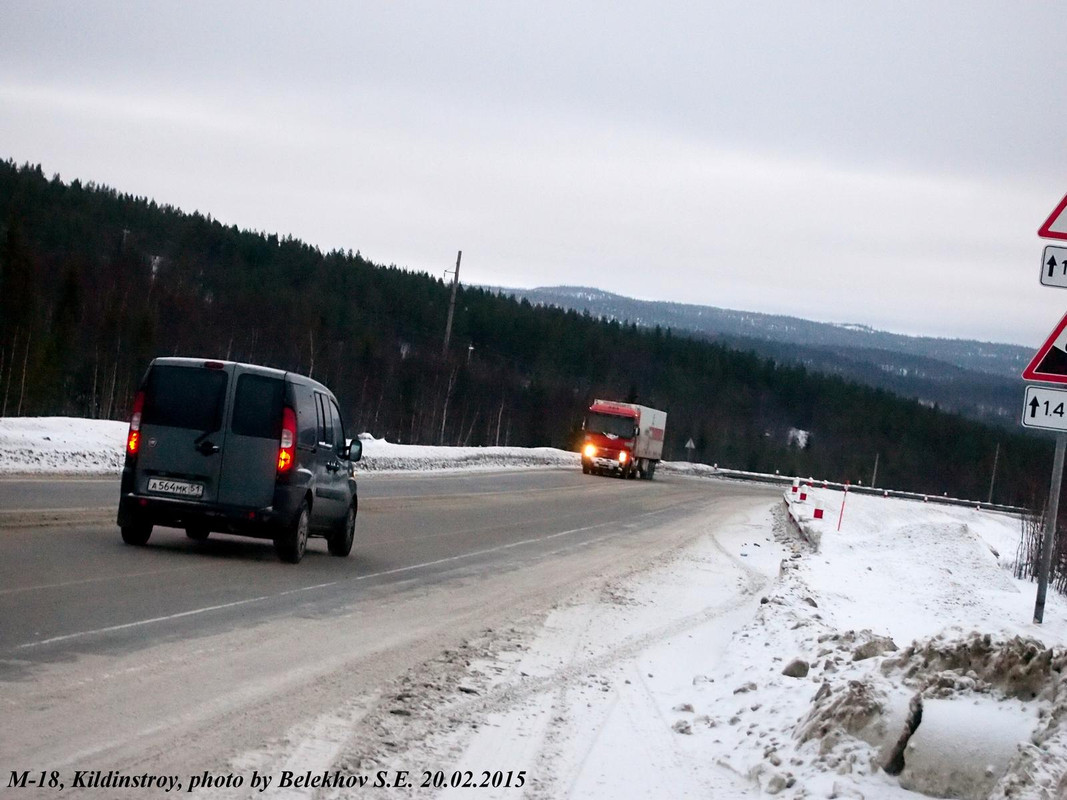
[186,526,210,541]
[121,523,152,546]
[275,500,310,563]
[328,502,356,557]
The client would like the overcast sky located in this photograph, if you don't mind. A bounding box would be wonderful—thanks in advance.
[2,2,1066,345]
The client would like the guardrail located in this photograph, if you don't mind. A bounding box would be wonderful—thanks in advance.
[658,461,1029,516]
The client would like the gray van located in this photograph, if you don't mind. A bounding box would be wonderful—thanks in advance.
[117,358,361,563]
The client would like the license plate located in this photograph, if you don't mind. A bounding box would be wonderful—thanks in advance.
[147,477,204,498]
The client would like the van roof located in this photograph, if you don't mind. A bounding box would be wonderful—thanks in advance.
[149,357,334,395]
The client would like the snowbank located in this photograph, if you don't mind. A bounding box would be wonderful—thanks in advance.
[0,417,580,475]
[0,416,128,474]
[351,434,579,473]
[773,487,1067,799]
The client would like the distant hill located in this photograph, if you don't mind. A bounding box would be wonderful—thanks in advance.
[486,286,1026,425]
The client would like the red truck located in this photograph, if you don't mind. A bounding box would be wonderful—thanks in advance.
[580,399,667,479]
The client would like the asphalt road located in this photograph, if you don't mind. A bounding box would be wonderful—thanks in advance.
[0,469,586,512]
[0,470,771,665]
[0,468,779,785]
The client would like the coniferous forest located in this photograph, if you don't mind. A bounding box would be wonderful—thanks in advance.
[0,159,1053,505]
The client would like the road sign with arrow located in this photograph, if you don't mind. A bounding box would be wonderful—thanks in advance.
[1040,245,1067,288]
[1023,385,1067,432]
[1028,193,1067,625]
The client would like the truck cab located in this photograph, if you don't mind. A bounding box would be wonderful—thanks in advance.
[582,402,638,477]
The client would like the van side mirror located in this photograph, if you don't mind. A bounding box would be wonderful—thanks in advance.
[343,438,362,462]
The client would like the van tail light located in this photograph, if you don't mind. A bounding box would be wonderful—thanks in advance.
[277,406,297,473]
[126,391,145,457]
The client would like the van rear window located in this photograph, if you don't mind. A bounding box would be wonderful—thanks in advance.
[142,366,227,432]
[232,373,284,439]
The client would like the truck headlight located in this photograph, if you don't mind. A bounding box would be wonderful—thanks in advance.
[583,444,597,459]
[619,451,629,464]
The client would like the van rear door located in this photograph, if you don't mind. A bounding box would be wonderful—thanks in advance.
[217,367,285,509]
[136,362,232,503]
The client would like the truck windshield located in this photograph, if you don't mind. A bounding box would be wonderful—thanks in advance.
[585,412,636,439]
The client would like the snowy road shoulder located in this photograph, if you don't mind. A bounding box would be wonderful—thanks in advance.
[232,486,1066,800]
[212,494,786,800]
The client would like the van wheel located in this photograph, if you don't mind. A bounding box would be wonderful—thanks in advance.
[328,502,356,557]
[275,500,310,563]
[121,523,152,546]
[186,526,210,541]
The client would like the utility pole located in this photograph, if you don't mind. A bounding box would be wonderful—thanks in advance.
[871,452,879,488]
[987,442,1000,505]
[442,250,462,358]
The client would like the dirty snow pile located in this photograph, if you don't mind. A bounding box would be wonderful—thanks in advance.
[714,489,1067,799]
[0,417,579,474]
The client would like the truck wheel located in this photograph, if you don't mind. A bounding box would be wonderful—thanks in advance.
[275,500,310,563]
[121,522,152,546]
[186,526,210,541]
[328,501,356,557]
[582,463,590,474]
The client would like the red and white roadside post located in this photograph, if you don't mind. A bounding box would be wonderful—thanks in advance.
[837,481,850,532]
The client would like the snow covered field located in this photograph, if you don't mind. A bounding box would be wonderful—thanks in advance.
[3,417,1066,798]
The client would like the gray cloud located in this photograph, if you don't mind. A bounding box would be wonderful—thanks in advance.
[1,1,1065,345]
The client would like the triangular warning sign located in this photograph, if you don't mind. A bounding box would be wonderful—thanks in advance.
[1023,311,1067,383]
[1039,193,1067,241]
